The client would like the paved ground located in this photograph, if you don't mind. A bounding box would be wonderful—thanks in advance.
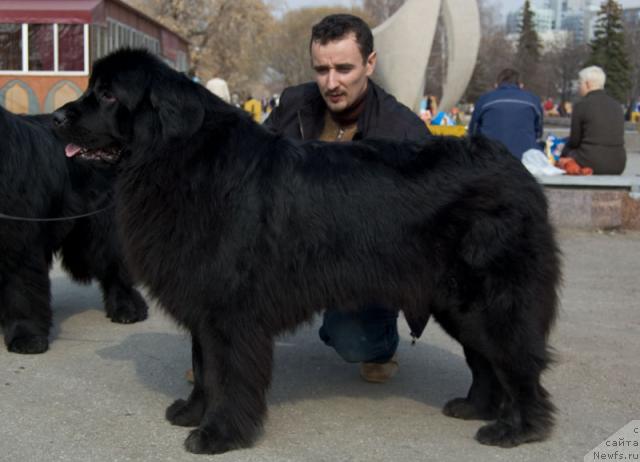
[1,229,639,461]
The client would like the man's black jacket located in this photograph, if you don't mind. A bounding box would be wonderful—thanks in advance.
[263,79,431,339]
[263,79,430,142]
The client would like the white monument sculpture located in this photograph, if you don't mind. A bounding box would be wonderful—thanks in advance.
[372,0,480,113]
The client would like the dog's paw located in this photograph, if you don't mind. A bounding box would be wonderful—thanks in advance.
[8,335,49,354]
[108,308,145,324]
[184,428,235,455]
[106,289,148,324]
[107,301,148,324]
[443,397,498,421]
[166,399,203,427]
[475,421,542,448]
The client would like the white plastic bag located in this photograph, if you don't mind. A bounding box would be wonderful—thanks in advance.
[521,149,565,176]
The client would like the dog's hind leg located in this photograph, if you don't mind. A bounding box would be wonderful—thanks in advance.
[166,334,206,427]
[443,346,502,420]
[181,321,274,454]
[434,281,555,446]
[474,347,555,447]
[1,254,52,354]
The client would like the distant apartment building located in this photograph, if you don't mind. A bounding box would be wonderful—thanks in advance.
[623,2,640,23]
[506,5,555,34]
[560,7,599,43]
[505,0,638,44]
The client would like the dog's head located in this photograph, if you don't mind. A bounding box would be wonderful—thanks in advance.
[54,48,205,163]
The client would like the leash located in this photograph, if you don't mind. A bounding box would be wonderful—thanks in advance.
[0,203,114,222]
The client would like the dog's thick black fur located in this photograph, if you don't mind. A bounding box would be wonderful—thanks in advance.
[54,49,561,454]
[0,105,148,354]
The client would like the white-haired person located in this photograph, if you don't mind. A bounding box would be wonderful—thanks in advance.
[205,77,231,104]
[561,66,626,174]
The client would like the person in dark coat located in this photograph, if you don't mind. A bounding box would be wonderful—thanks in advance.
[264,14,430,383]
[561,66,627,174]
[468,68,543,160]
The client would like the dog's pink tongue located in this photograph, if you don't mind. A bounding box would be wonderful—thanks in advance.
[65,144,82,158]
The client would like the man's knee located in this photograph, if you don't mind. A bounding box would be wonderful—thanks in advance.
[319,307,399,363]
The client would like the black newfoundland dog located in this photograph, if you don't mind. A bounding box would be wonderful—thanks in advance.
[0,105,148,354]
[54,49,560,454]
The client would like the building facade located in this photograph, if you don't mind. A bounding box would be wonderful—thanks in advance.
[505,0,640,44]
[0,0,189,114]
[506,5,555,34]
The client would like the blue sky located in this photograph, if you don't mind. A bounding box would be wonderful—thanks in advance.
[284,0,638,14]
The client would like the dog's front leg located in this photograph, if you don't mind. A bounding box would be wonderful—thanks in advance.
[166,334,206,427]
[183,322,274,454]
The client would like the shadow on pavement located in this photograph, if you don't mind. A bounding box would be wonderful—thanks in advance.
[95,327,470,412]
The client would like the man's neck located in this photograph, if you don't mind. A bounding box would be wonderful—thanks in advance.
[329,84,368,129]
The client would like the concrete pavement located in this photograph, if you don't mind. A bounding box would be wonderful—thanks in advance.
[1,229,639,462]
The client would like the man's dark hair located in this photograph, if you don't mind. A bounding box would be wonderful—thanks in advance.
[496,68,521,86]
[310,14,374,62]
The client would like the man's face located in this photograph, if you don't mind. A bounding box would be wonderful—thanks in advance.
[311,33,376,113]
[578,79,589,97]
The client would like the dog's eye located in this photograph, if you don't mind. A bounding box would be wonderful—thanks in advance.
[101,91,117,103]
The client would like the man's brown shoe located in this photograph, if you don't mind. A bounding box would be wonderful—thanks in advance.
[359,355,398,383]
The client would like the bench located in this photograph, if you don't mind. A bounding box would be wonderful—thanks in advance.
[535,175,640,230]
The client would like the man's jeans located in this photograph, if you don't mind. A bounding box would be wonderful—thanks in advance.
[318,304,399,363]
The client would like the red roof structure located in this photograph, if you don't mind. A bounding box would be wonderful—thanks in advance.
[0,0,105,24]
[0,0,185,36]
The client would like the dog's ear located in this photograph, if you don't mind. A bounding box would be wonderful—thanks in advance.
[109,72,148,112]
[149,75,205,142]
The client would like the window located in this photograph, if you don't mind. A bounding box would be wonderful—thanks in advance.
[90,20,161,65]
[176,51,188,73]
[90,24,107,60]
[28,24,54,71]
[0,23,88,74]
[58,24,84,71]
[108,21,117,50]
[0,24,22,70]
[98,20,160,60]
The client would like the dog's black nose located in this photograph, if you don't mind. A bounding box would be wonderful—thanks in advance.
[52,111,67,127]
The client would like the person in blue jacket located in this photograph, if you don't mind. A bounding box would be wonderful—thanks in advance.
[469,68,543,160]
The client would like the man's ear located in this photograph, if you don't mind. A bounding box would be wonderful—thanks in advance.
[149,74,205,142]
[366,51,377,76]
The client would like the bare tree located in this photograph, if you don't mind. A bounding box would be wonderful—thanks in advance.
[464,0,515,102]
[362,0,405,26]
[128,0,275,91]
[543,36,588,102]
[624,14,640,107]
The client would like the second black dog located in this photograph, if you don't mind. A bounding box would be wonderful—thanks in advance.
[0,105,148,354]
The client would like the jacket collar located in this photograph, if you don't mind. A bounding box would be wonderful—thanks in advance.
[497,83,520,90]
[297,79,381,140]
[585,89,606,98]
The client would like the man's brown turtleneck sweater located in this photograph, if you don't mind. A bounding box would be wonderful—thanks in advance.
[318,88,367,142]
